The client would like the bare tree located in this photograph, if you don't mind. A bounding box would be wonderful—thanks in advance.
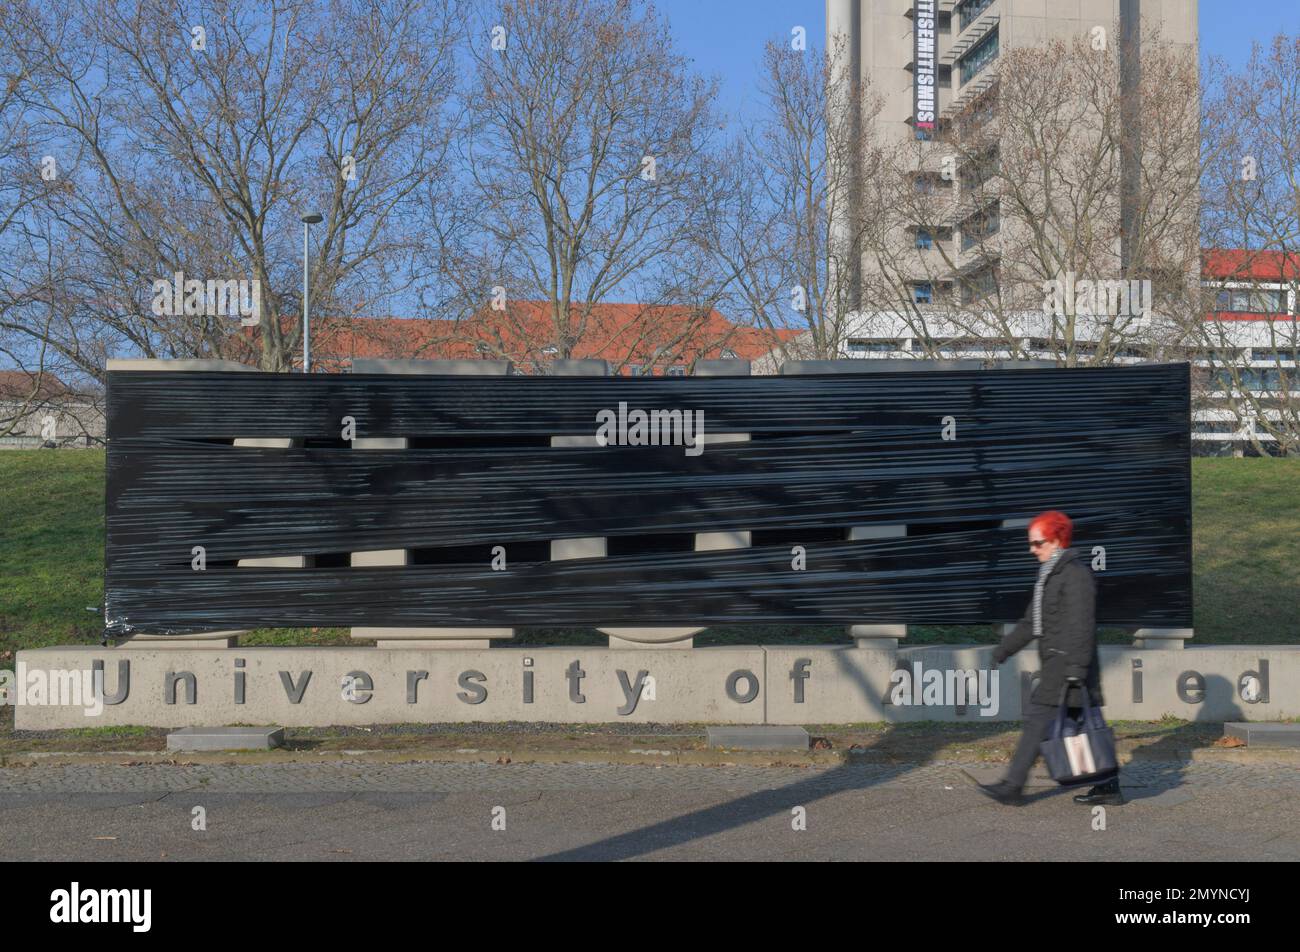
[703,36,885,364]
[5,0,461,373]
[854,29,1201,369]
[423,0,728,373]
[1199,37,1300,455]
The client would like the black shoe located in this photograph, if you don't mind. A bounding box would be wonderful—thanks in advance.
[1073,778,1124,805]
[977,781,1026,806]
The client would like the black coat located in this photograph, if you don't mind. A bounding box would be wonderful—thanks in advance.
[992,547,1103,708]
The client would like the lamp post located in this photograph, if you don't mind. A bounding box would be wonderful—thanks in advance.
[301,213,323,372]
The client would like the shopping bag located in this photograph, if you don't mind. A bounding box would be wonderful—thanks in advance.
[1038,684,1118,785]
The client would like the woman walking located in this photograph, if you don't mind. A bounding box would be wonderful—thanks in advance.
[978,510,1122,807]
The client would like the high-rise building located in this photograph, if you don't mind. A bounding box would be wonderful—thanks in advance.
[814,3,1288,456]
[826,0,1198,321]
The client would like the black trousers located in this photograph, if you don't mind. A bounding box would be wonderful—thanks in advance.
[1005,700,1119,790]
[1004,701,1058,790]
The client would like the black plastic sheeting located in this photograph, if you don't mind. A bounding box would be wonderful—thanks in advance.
[104,364,1193,635]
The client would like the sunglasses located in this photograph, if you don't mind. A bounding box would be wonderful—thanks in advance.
[1028,539,1053,548]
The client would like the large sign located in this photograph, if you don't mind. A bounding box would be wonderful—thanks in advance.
[914,0,938,133]
[11,646,1293,728]
[102,364,1192,635]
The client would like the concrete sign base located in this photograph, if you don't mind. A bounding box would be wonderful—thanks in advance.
[10,645,1295,729]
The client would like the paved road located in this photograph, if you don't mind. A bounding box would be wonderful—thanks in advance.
[1,759,1297,860]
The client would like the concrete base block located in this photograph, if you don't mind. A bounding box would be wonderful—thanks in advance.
[692,359,751,376]
[350,550,407,568]
[107,358,253,372]
[127,632,245,648]
[238,556,309,568]
[375,639,493,650]
[551,537,607,560]
[780,359,1058,374]
[850,624,906,650]
[707,726,810,751]
[849,525,906,541]
[167,726,285,751]
[1133,629,1193,650]
[551,435,601,448]
[1132,628,1193,649]
[1224,723,1300,748]
[351,358,512,375]
[702,432,750,447]
[550,359,609,376]
[352,437,407,450]
[605,634,696,649]
[356,627,512,647]
[233,438,297,448]
[695,530,751,551]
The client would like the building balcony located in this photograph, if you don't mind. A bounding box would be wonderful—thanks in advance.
[941,14,998,66]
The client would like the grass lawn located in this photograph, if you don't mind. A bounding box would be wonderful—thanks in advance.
[1,451,1296,652]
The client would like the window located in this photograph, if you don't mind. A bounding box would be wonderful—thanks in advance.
[961,266,998,303]
[959,28,999,86]
[960,202,1000,251]
[959,90,998,131]
[666,364,686,376]
[912,283,933,305]
[1252,349,1297,363]
[944,338,996,357]
[913,173,951,195]
[959,147,999,191]
[957,0,995,31]
[1214,288,1285,313]
[915,125,934,141]
[915,229,933,250]
[1197,421,1244,434]
[848,339,901,354]
[1213,368,1294,391]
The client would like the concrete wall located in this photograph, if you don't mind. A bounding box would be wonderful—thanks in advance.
[12,644,1294,728]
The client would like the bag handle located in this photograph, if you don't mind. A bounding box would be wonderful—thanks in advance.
[1055,680,1103,732]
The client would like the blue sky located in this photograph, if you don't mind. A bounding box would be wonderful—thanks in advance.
[656,0,1300,126]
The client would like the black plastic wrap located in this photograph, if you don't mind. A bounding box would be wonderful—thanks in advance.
[104,363,1193,635]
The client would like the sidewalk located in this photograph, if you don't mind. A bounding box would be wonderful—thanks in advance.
[2,716,1294,768]
[1,758,1297,860]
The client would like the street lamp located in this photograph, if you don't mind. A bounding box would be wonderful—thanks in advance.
[301,213,323,372]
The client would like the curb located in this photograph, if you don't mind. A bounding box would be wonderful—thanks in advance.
[2,745,1296,769]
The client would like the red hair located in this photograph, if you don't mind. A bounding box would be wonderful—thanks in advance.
[1029,510,1073,547]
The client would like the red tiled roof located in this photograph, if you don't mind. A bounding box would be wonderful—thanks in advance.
[237,303,798,373]
[0,369,71,400]
[1202,249,1300,281]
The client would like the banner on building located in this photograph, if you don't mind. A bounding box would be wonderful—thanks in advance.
[915,0,938,133]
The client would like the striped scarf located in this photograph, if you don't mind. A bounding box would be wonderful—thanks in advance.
[1033,548,1064,639]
